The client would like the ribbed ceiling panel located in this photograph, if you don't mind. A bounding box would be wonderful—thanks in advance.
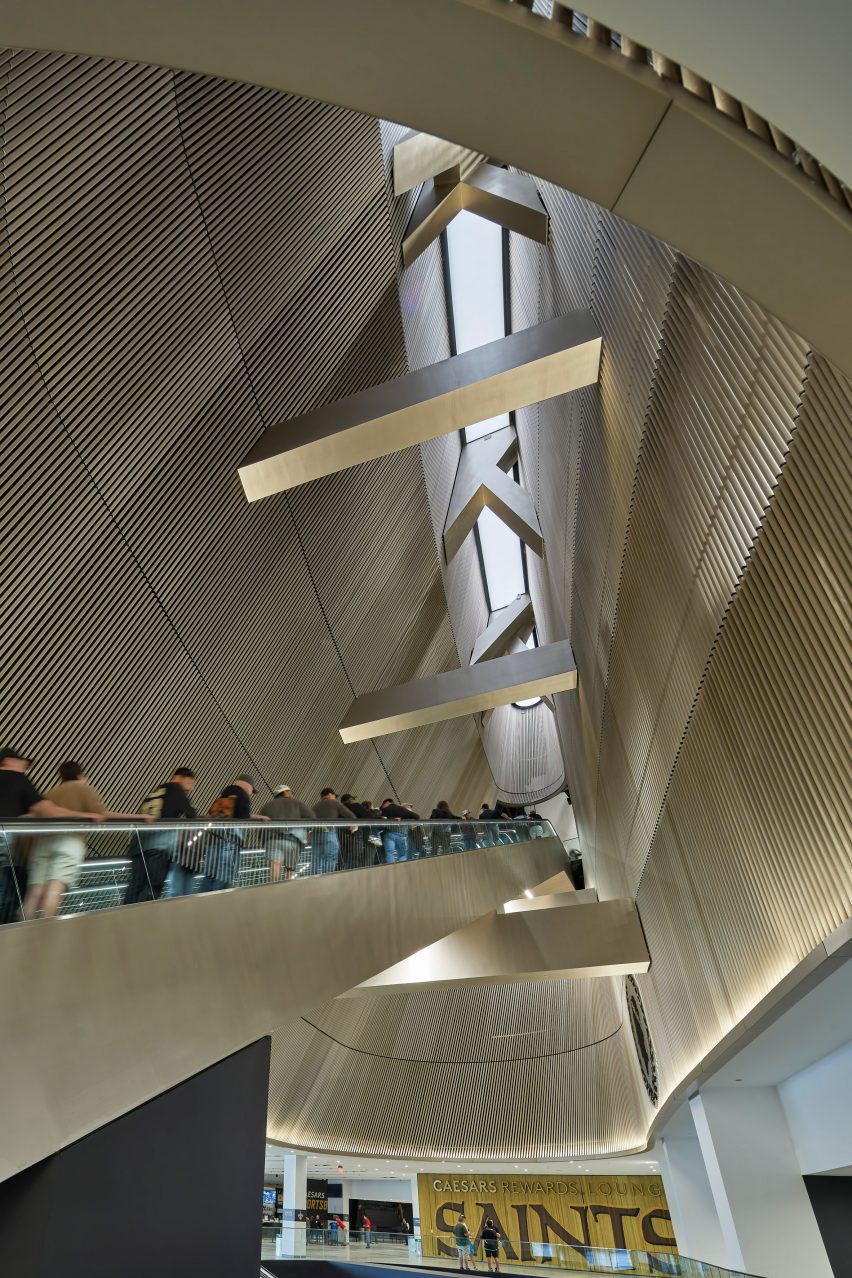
[268,978,647,1159]
[484,702,565,804]
[0,48,491,817]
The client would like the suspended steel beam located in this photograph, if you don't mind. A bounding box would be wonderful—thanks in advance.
[402,161,549,266]
[470,594,535,664]
[392,129,484,196]
[238,313,601,500]
[338,639,577,743]
[443,425,543,561]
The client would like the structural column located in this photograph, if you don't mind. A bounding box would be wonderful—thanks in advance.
[280,1153,308,1258]
[689,1087,833,1278]
[658,1133,726,1266]
[410,1174,422,1239]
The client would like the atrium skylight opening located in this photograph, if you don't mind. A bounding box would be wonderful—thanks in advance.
[445,212,509,442]
[443,207,541,708]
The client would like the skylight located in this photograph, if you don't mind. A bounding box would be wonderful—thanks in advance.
[443,207,541,709]
[477,507,525,610]
[445,211,510,442]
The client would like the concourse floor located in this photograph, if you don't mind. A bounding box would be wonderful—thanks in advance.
[260,1237,592,1276]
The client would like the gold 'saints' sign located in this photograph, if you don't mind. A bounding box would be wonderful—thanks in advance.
[417,1173,677,1271]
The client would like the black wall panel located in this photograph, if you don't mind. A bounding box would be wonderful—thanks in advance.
[0,1037,270,1278]
[804,1176,852,1278]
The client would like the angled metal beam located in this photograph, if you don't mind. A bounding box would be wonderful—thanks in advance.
[402,177,464,266]
[470,594,535,665]
[350,898,651,990]
[238,313,601,500]
[339,639,577,743]
[443,425,544,561]
[402,161,549,266]
[392,129,483,196]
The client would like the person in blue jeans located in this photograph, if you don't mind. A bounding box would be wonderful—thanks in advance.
[311,788,356,876]
[200,775,266,893]
[380,798,419,863]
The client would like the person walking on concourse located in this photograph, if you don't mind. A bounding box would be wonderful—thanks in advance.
[25,759,147,919]
[481,1218,501,1273]
[454,1215,473,1272]
[201,774,267,893]
[379,797,419,863]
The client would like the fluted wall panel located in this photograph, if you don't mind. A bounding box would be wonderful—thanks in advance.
[0,48,491,819]
[635,349,852,1102]
[268,978,648,1159]
[510,172,851,1122]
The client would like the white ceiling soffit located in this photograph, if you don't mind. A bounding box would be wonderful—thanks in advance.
[575,0,852,190]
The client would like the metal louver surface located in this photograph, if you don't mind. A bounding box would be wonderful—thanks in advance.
[268,978,648,1159]
[510,176,851,1125]
[0,47,492,817]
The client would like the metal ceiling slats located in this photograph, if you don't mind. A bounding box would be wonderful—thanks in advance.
[483,702,565,803]
[0,48,492,818]
[267,979,646,1158]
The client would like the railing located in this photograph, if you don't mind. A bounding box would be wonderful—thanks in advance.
[264,1229,764,1277]
[0,817,556,925]
[505,1,852,213]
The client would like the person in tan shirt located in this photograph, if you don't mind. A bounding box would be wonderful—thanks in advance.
[24,760,141,919]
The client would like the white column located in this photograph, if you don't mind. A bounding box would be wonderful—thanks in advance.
[410,1174,422,1237]
[658,1134,726,1266]
[279,1153,308,1258]
[689,1087,833,1278]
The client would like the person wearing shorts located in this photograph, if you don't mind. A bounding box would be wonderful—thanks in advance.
[261,784,314,881]
[454,1216,472,1271]
[481,1218,501,1273]
[25,760,141,918]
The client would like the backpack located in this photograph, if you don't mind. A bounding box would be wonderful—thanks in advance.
[209,792,236,819]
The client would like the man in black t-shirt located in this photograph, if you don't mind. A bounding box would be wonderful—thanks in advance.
[200,775,265,893]
[0,747,105,923]
[124,768,197,905]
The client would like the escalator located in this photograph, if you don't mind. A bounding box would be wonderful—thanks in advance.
[0,818,566,1182]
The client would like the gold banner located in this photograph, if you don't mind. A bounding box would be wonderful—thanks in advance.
[417,1173,677,1270]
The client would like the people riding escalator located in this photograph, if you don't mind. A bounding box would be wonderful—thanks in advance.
[429,799,463,857]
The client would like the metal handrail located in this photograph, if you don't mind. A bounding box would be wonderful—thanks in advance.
[506,1,852,214]
[0,818,537,833]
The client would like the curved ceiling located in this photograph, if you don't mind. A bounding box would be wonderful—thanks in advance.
[267,980,649,1159]
[3,0,851,380]
[579,0,852,189]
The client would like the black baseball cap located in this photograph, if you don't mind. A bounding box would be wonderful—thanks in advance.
[0,747,32,765]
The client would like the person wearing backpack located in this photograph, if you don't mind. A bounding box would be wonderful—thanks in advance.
[124,767,197,904]
[200,774,265,893]
[481,1218,501,1273]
